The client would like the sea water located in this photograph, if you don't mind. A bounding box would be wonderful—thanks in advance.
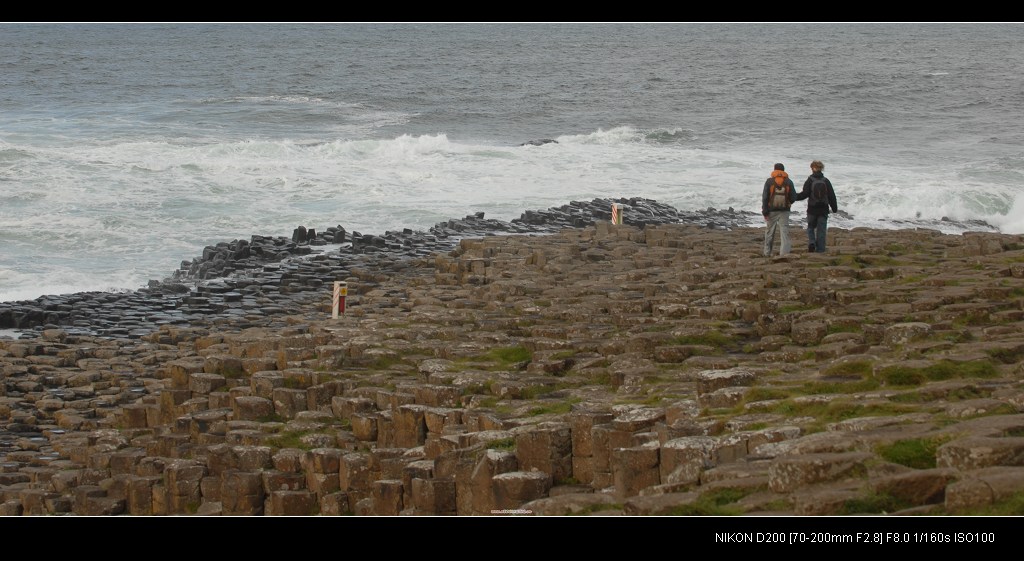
[2,22,1023,302]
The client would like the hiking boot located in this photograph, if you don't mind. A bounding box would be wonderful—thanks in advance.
[808,243,816,253]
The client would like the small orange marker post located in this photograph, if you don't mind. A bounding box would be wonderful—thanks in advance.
[332,281,348,318]
[611,203,623,225]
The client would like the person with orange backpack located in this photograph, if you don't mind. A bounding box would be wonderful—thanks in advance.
[794,160,839,253]
[761,162,796,256]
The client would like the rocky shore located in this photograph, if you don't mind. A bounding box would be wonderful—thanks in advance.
[2,199,1023,517]
[0,198,746,339]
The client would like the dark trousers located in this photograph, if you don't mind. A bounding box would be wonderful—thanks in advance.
[807,214,829,252]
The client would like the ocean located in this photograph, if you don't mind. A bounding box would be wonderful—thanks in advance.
[2,22,1023,303]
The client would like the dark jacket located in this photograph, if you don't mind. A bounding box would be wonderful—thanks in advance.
[761,174,796,217]
[795,172,838,216]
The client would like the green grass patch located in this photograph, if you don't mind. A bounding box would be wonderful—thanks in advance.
[266,430,315,450]
[484,346,532,365]
[666,488,755,516]
[803,378,881,394]
[876,437,948,469]
[485,437,516,451]
[642,324,674,333]
[670,331,734,349]
[898,274,926,284]
[823,360,874,379]
[475,396,500,408]
[878,360,999,387]
[758,499,793,512]
[956,360,1000,378]
[762,400,915,432]
[826,323,863,334]
[877,367,927,386]
[952,313,991,327]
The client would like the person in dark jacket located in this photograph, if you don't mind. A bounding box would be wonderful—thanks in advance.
[761,163,796,256]
[794,160,838,253]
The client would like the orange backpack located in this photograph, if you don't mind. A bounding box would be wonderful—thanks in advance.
[768,170,790,210]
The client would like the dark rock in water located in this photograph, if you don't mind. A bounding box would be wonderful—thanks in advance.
[292,226,307,244]
[520,139,558,146]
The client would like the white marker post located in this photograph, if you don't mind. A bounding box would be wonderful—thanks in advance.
[611,203,623,225]
[332,281,348,318]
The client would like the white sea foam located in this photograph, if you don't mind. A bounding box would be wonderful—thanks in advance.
[3,23,1023,303]
[3,127,1018,304]
[988,193,1024,234]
